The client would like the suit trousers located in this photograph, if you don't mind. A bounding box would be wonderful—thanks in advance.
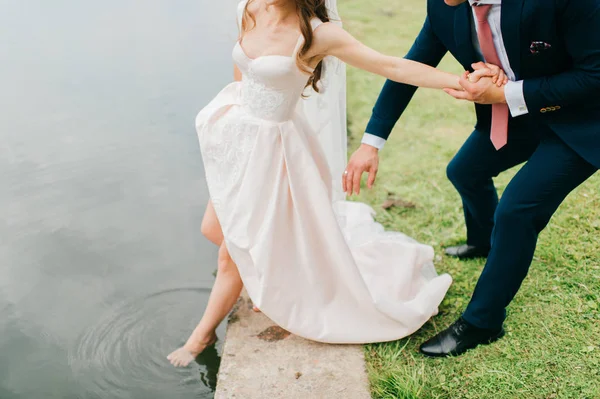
[448,128,597,329]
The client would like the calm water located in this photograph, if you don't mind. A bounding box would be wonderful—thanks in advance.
[0,1,238,397]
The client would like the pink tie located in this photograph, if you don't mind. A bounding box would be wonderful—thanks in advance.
[473,4,508,150]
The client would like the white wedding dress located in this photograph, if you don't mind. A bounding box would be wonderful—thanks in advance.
[195,1,452,344]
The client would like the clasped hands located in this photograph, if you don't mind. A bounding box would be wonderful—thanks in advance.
[445,61,509,105]
[342,62,508,196]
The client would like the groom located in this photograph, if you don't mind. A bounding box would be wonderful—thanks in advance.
[345,0,600,356]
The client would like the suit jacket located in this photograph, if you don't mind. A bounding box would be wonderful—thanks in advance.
[366,0,600,168]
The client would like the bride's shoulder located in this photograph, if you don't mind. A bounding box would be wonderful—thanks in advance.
[310,21,346,49]
[237,0,262,32]
[246,0,261,13]
[312,20,344,38]
[304,21,344,61]
[237,0,260,16]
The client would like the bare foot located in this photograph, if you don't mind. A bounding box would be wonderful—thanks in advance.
[167,331,217,367]
[252,305,260,312]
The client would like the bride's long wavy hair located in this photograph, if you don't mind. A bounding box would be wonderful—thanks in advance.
[240,0,330,93]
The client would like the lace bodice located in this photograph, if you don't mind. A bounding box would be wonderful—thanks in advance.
[233,2,322,122]
[233,43,311,122]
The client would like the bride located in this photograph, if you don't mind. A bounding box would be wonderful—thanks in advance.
[168,0,501,367]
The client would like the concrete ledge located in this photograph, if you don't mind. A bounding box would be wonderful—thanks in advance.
[215,291,371,398]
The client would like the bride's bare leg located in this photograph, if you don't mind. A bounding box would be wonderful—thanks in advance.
[201,201,259,310]
[168,242,243,367]
[167,206,243,367]
[201,201,223,246]
[201,201,259,313]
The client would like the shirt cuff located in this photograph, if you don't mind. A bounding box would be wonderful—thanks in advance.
[505,80,529,117]
[361,133,386,150]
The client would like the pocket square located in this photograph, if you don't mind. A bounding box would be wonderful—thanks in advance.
[530,41,552,55]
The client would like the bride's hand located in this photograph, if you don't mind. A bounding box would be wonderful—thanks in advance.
[468,62,509,87]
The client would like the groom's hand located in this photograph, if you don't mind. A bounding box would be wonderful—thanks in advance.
[445,70,507,105]
[344,144,380,195]
[471,62,509,87]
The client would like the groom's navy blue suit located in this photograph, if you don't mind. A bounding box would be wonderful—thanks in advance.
[366,0,600,329]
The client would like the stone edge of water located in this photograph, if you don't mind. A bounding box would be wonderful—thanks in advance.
[214,291,372,399]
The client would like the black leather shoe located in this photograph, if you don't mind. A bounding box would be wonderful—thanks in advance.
[444,244,490,259]
[419,317,505,357]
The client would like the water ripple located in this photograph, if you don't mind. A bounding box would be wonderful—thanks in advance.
[69,288,220,399]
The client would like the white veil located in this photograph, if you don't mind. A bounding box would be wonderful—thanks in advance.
[301,0,347,202]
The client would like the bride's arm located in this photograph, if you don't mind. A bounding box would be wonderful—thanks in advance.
[234,65,242,82]
[309,23,488,91]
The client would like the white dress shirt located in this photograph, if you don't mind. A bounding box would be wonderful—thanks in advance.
[363,0,529,150]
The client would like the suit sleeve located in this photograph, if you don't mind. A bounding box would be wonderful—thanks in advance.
[364,15,448,141]
[522,0,600,114]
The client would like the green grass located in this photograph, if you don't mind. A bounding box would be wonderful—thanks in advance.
[338,1,600,398]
